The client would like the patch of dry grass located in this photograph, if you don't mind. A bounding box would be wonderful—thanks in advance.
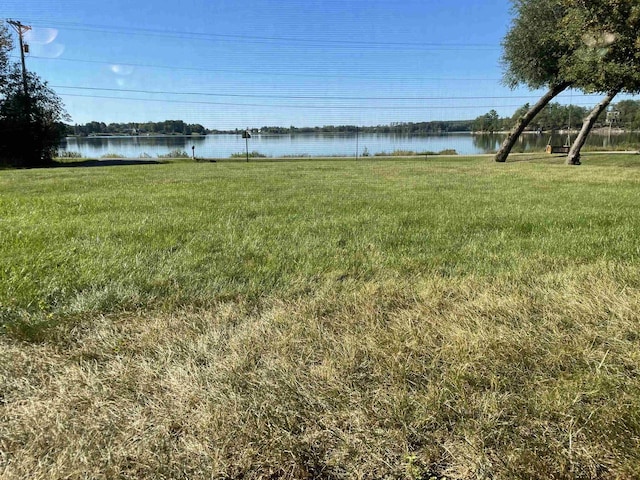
[2,156,640,478]
[3,263,640,479]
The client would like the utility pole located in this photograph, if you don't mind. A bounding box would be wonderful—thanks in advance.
[7,19,31,96]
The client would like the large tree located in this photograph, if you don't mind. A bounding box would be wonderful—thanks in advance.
[562,0,640,164]
[497,0,640,163]
[495,0,575,162]
[0,23,69,166]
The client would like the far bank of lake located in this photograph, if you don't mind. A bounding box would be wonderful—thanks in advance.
[60,132,640,159]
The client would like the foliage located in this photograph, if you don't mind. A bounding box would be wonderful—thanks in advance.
[100,152,126,159]
[476,103,592,133]
[0,25,69,167]
[525,102,590,130]
[243,121,476,135]
[498,0,640,163]
[502,0,574,90]
[69,120,208,136]
[473,109,502,132]
[561,0,640,95]
[0,22,12,85]
[613,100,640,130]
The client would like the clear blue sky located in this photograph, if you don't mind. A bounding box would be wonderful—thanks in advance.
[3,0,611,130]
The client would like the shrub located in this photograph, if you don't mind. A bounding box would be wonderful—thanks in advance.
[56,151,82,159]
[100,153,126,159]
[157,149,190,159]
[230,151,267,158]
[390,150,416,156]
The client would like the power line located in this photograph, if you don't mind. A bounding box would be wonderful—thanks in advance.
[60,92,604,111]
[28,20,500,51]
[23,55,503,82]
[52,84,601,102]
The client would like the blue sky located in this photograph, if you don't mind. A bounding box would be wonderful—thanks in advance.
[3,0,610,129]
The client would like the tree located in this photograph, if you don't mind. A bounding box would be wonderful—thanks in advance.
[495,0,575,162]
[474,109,503,133]
[614,100,640,130]
[0,63,69,166]
[0,22,12,84]
[497,0,640,164]
[562,0,640,164]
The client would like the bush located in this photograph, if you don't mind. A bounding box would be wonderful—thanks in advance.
[374,149,459,157]
[374,150,417,157]
[230,151,267,158]
[56,151,82,159]
[157,149,190,159]
[100,153,126,159]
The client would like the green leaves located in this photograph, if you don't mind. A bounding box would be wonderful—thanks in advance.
[503,0,640,94]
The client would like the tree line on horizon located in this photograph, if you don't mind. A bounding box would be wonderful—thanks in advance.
[67,120,208,137]
[473,99,640,133]
[65,98,640,138]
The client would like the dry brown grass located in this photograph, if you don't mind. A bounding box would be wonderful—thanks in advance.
[3,262,640,479]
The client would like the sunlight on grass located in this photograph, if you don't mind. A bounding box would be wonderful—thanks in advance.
[1,154,640,478]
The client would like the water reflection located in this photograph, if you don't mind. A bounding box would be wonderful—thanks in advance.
[63,135,207,157]
[61,132,639,158]
[473,132,639,154]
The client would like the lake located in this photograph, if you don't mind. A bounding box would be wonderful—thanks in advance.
[59,132,640,159]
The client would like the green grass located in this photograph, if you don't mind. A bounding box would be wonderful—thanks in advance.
[1,153,640,478]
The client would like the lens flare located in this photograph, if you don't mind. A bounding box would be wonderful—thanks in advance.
[30,43,65,58]
[110,65,135,76]
[24,28,59,45]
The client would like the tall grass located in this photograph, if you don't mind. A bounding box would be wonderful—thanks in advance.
[230,150,268,158]
[1,154,640,478]
[157,149,191,158]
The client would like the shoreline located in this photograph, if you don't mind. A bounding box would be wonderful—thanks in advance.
[64,128,640,140]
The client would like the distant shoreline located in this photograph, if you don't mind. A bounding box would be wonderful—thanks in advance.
[64,129,638,139]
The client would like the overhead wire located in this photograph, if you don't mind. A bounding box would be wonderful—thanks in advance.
[51,84,602,102]
[24,55,502,81]
[12,21,606,121]
[26,20,500,51]
[60,92,604,111]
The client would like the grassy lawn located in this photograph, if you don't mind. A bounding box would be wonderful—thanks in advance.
[1,154,640,479]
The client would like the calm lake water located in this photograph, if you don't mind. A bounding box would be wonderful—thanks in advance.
[60,132,640,159]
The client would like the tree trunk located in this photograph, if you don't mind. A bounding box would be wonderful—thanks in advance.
[566,90,619,165]
[495,81,572,162]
